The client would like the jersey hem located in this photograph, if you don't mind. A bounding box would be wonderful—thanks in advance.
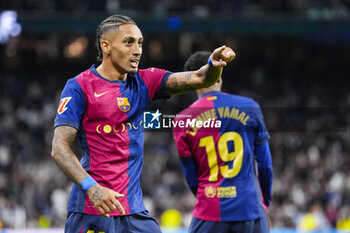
[193,212,264,222]
[67,208,148,216]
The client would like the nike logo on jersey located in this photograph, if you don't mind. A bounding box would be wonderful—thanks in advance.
[94,91,109,97]
[58,97,72,115]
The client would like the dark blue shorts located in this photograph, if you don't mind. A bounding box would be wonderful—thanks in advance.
[189,216,269,233]
[65,211,162,233]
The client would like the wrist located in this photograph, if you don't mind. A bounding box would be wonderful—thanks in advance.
[207,55,213,67]
[81,176,98,192]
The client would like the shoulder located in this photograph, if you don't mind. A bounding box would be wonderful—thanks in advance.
[174,99,201,121]
[65,66,102,91]
[75,67,98,82]
[62,69,94,97]
[64,75,80,88]
[138,67,163,73]
[65,66,93,84]
[64,74,84,90]
[138,67,171,78]
[221,92,260,108]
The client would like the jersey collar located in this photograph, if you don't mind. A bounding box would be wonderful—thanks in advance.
[199,90,222,99]
[90,64,132,84]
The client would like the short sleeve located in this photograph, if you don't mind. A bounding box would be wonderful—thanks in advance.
[139,68,172,101]
[54,78,86,130]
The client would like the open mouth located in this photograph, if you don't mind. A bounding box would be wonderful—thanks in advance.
[130,59,139,68]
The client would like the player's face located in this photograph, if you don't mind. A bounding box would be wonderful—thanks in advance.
[106,24,143,74]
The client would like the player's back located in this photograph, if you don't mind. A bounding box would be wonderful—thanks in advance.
[173,91,269,222]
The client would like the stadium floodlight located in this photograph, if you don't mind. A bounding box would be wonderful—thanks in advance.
[0,10,22,44]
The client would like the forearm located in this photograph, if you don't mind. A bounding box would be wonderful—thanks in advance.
[255,141,273,207]
[51,126,90,185]
[51,142,89,184]
[165,71,200,96]
[180,156,198,195]
[258,165,273,207]
[166,65,222,96]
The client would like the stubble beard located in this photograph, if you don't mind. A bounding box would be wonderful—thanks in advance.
[127,67,138,74]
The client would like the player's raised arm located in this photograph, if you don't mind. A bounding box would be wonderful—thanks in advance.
[51,126,125,217]
[166,45,235,96]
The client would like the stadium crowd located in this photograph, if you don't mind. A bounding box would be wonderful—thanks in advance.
[1,0,350,19]
[0,19,349,230]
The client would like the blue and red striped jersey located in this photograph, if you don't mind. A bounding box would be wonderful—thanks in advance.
[54,65,172,216]
[173,91,273,222]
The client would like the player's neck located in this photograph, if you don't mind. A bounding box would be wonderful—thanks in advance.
[96,63,127,81]
[197,88,221,98]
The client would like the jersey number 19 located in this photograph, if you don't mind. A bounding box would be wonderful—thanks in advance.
[199,132,244,182]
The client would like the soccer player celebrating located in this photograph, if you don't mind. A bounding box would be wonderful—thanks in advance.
[51,15,235,233]
[173,51,273,233]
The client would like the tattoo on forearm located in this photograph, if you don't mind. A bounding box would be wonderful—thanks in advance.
[52,126,85,184]
[179,81,195,91]
[166,72,199,95]
[180,81,187,86]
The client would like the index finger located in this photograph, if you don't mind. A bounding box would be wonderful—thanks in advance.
[213,45,226,55]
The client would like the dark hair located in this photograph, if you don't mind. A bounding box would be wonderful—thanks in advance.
[184,51,211,71]
[95,15,136,61]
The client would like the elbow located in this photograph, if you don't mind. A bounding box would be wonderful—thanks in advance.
[51,146,59,161]
[51,141,61,161]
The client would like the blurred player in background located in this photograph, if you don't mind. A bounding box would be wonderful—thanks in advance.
[51,15,235,233]
[173,51,273,233]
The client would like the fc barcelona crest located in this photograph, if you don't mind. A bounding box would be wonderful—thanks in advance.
[117,97,131,112]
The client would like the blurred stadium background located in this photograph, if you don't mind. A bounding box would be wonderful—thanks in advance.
[0,0,350,232]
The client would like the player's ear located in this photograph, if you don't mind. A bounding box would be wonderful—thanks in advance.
[100,39,111,55]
